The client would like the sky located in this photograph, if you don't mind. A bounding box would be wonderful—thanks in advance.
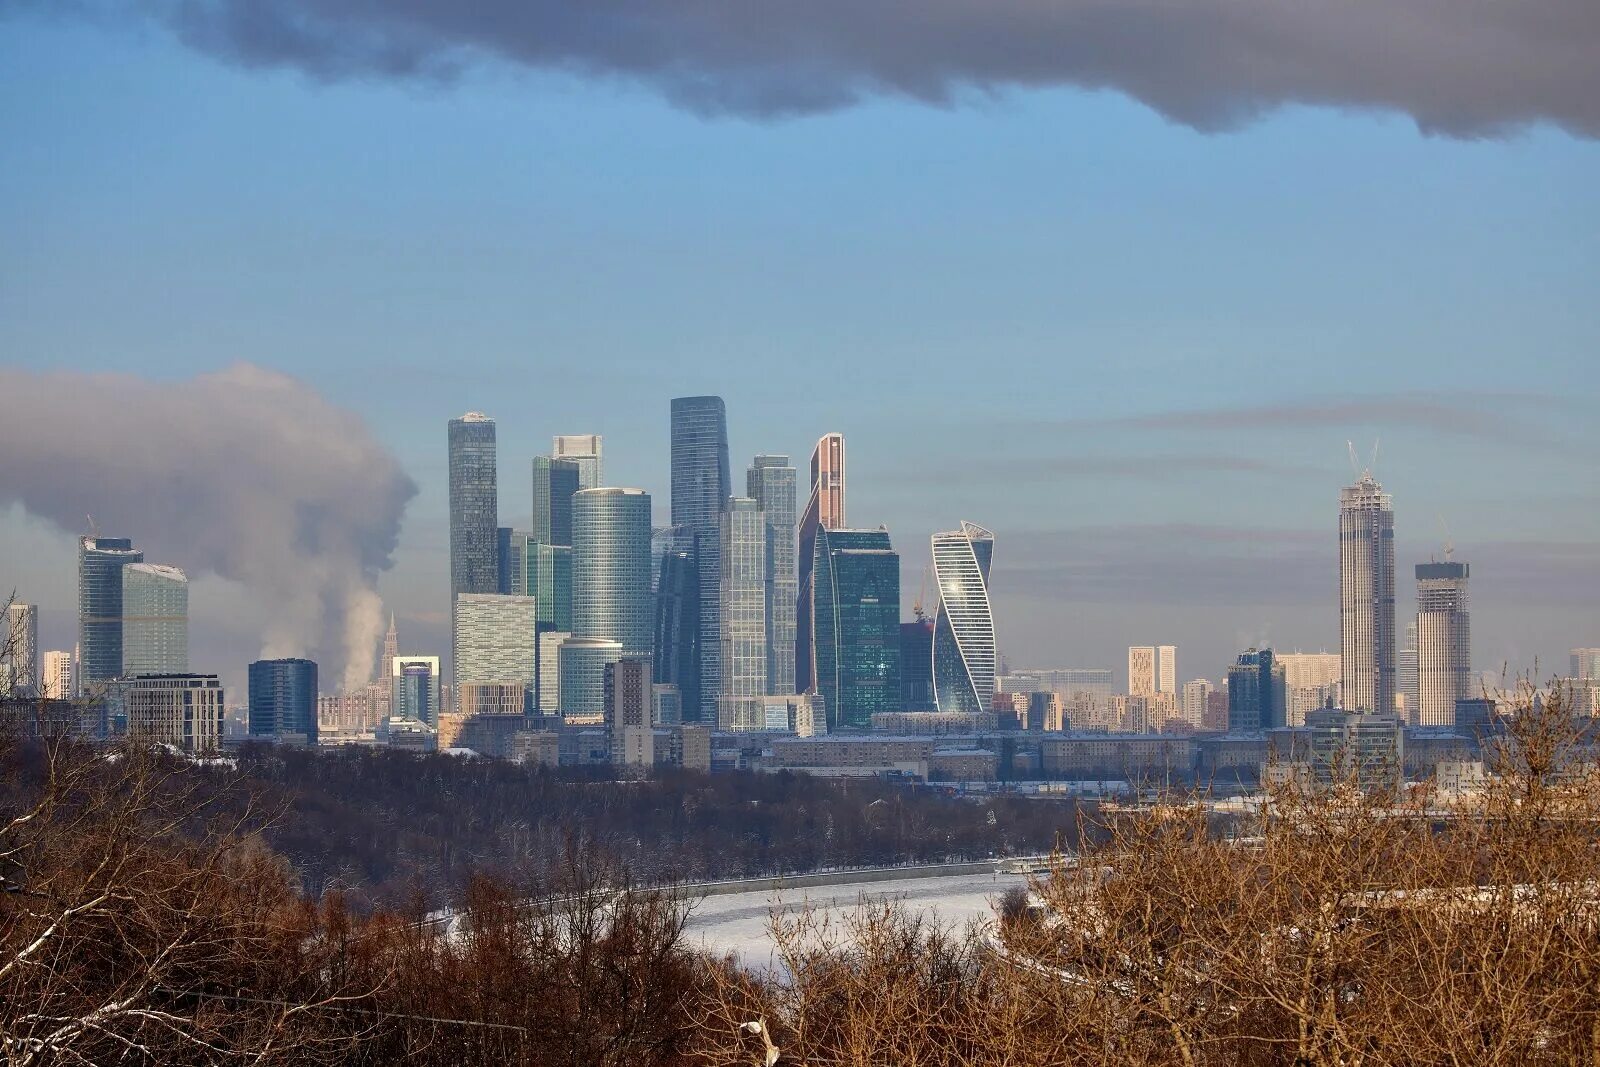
[1,2,1597,698]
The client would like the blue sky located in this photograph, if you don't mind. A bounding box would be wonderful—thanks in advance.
[2,8,1596,693]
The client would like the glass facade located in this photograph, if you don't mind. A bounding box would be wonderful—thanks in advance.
[813,528,901,731]
[120,563,188,676]
[719,498,767,709]
[531,455,580,546]
[558,636,623,718]
[572,488,653,657]
[393,656,441,725]
[78,536,143,689]
[248,658,318,741]
[796,433,844,695]
[524,539,573,632]
[931,522,996,715]
[652,526,700,719]
[747,455,797,695]
[449,413,499,693]
[899,618,935,711]
[670,396,730,721]
[453,593,540,697]
[552,435,603,492]
[1227,648,1287,732]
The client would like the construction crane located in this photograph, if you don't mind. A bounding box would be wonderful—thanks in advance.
[913,563,934,621]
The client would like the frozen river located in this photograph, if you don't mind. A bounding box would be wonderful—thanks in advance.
[683,869,1030,971]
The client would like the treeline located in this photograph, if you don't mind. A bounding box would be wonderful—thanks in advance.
[206,745,1082,906]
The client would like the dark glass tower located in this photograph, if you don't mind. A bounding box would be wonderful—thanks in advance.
[813,527,901,731]
[653,526,701,718]
[77,535,143,689]
[247,658,319,742]
[899,618,936,711]
[448,413,499,601]
[532,455,581,547]
[670,396,730,721]
[1227,648,1287,732]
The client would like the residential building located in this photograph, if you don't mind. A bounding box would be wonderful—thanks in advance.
[719,497,768,722]
[931,522,997,714]
[123,673,224,753]
[552,434,603,491]
[795,432,844,695]
[120,563,188,676]
[670,396,730,720]
[1227,649,1287,732]
[1339,470,1396,713]
[813,527,901,731]
[42,650,73,700]
[1,603,38,696]
[1415,560,1471,727]
[1276,652,1341,726]
[247,658,318,742]
[748,454,798,694]
[605,655,653,764]
[1128,647,1155,697]
[78,535,143,689]
[1180,679,1213,728]
[392,656,441,725]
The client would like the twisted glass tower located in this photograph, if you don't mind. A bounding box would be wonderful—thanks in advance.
[931,521,996,715]
[795,433,844,694]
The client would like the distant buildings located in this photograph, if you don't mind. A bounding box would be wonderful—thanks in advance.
[931,522,997,715]
[747,454,797,695]
[1415,560,1471,726]
[248,658,318,742]
[605,655,652,764]
[652,526,700,717]
[124,674,224,753]
[121,563,188,676]
[572,488,653,657]
[449,413,499,694]
[899,618,935,711]
[1339,471,1396,713]
[1181,678,1213,728]
[795,433,844,695]
[719,497,767,721]
[1573,649,1600,681]
[552,434,603,491]
[531,455,581,547]
[670,396,730,720]
[1228,649,1287,732]
[42,649,73,700]
[813,527,901,731]
[1275,652,1341,726]
[78,535,142,689]
[1306,707,1404,791]
[1,603,37,696]
[392,655,441,725]
[1127,645,1176,697]
[558,636,623,719]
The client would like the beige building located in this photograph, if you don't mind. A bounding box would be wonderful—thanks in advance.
[123,674,224,753]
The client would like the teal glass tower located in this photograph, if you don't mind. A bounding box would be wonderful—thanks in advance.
[670,396,730,721]
[572,488,653,657]
[812,527,901,731]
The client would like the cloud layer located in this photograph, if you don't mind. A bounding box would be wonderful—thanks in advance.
[12,0,1597,137]
[0,363,416,690]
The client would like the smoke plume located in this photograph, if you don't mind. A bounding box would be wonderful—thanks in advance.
[16,0,1598,137]
[0,363,416,691]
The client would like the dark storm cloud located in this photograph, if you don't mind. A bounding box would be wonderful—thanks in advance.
[12,0,1598,136]
[0,364,417,689]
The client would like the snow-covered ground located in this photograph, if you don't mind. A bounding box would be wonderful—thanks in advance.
[684,870,1030,972]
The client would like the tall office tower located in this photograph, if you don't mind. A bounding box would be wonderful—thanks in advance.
[532,456,581,546]
[652,526,700,718]
[748,455,798,694]
[795,432,845,694]
[719,498,768,722]
[1,603,38,696]
[124,674,224,753]
[1398,620,1419,720]
[1571,649,1600,681]
[552,434,604,491]
[669,396,730,720]
[448,413,499,599]
[120,564,188,676]
[1339,471,1396,713]
[1128,647,1156,697]
[453,594,540,704]
[605,655,653,764]
[899,618,936,711]
[812,527,900,731]
[78,536,143,689]
[931,522,997,715]
[248,658,319,742]
[558,636,623,719]
[1415,560,1471,727]
[1181,678,1214,728]
[572,488,653,654]
[496,527,529,596]
[1227,649,1287,732]
[42,650,73,700]
[523,539,574,632]
[392,656,441,725]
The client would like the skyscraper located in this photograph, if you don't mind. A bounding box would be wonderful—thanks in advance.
[379,613,398,685]
[652,526,700,719]
[670,396,730,720]
[1129,645,1177,696]
[899,618,936,711]
[1227,649,1287,732]
[42,650,73,700]
[552,434,604,491]
[453,594,540,701]
[558,636,623,719]
[812,527,900,731]
[449,413,499,691]
[747,454,797,694]
[931,522,997,715]
[1157,645,1177,694]
[1398,620,1419,720]
[392,656,441,725]
[497,527,527,596]
[1570,649,1600,681]
[1339,471,1396,714]
[248,658,319,742]
[532,455,581,546]
[78,536,142,690]
[719,497,768,721]
[572,487,654,657]
[1,603,38,697]
[1181,678,1214,727]
[524,539,574,632]
[1415,560,1471,727]
[120,564,188,676]
[796,432,844,694]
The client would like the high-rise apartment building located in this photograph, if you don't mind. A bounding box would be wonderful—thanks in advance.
[531,455,581,546]
[670,396,730,721]
[605,655,653,765]
[78,536,142,689]
[42,650,73,700]
[1339,471,1396,714]
[812,527,901,731]
[796,432,844,694]
[1227,649,1287,732]
[392,656,441,725]
[1570,649,1600,681]
[931,522,997,715]
[1,603,38,696]
[453,594,540,703]
[449,413,499,691]
[248,658,319,742]
[1128,645,1176,697]
[121,563,188,676]
[719,498,768,719]
[552,434,603,491]
[747,454,797,694]
[1276,652,1341,726]
[124,674,224,753]
[1415,560,1470,727]
[1181,679,1213,728]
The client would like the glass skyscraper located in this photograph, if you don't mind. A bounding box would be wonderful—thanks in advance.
[670,396,730,721]
[747,454,797,695]
[552,435,603,492]
[78,535,143,689]
[1227,648,1287,732]
[1339,471,1396,713]
[652,525,700,719]
[532,455,581,547]
[931,522,997,715]
[392,656,441,725]
[720,497,767,715]
[796,432,844,695]
[572,488,653,657]
[449,413,498,696]
[248,657,318,741]
[524,539,574,632]
[120,563,188,676]
[812,527,901,731]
